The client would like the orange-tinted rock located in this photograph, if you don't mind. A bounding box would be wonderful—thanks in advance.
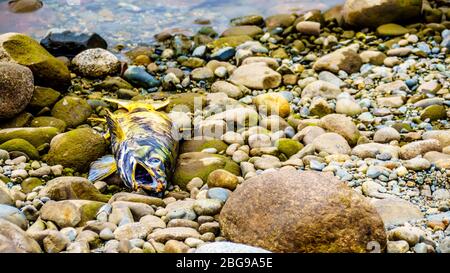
[219,170,387,253]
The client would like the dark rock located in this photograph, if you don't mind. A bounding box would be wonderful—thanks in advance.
[40,30,107,58]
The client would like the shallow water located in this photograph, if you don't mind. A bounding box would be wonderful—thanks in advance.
[0,0,342,46]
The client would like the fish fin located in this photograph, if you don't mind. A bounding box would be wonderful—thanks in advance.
[88,155,117,182]
[105,109,126,141]
[88,117,107,123]
[103,97,170,111]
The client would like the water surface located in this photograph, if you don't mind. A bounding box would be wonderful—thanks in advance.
[0,0,342,46]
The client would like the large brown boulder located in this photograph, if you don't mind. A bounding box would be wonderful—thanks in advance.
[219,170,387,253]
[0,62,34,119]
[342,0,423,28]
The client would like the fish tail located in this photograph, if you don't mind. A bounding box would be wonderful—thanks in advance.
[103,97,170,112]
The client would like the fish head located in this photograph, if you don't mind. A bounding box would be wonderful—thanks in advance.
[118,146,167,197]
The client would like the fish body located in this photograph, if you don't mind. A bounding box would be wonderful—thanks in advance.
[89,99,178,197]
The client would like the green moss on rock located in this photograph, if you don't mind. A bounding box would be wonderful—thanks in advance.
[173,152,240,190]
[376,24,409,37]
[44,128,106,172]
[28,86,61,110]
[51,96,92,128]
[210,35,253,49]
[21,177,43,194]
[420,105,446,121]
[31,116,66,132]
[0,33,71,91]
[0,127,58,147]
[166,93,206,113]
[276,138,304,158]
[0,112,33,129]
[0,138,39,159]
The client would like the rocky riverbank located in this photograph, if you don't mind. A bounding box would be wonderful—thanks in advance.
[0,0,449,253]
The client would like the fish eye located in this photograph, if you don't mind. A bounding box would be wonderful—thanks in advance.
[149,158,161,165]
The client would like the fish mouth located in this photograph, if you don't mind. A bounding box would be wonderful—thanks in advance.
[132,162,165,196]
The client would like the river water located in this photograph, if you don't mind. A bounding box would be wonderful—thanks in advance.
[0,0,342,46]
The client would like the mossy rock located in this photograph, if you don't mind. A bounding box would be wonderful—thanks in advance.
[0,33,71,91]
[271,48,289,59]
[94,76,133,91]
[210,35,253,49]
[0,112,33,129]
[28,86,61,110]
[392,122,413,133]
[181,57,206,68]
[31,116,67,132]
[200,140,229,153]
[166,93,206,113]
[0,127,59,147]
[420,105,446,121]
[78,201,107,225]
[51,96,92,128]
[222,26,263,38]
[44,128,106,172]
[0,138,39,159]
[276,138,304,158]
[376,24,409,37]
[180,139,229,154]
[173,152,240,190]
[21,177,44,194]
[39,176,111,203]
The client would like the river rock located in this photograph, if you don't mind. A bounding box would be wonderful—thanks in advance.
[373,127,401,143]
[173,152,240,190]
[0,185,14,206]
[370,198,423,226]
[399,139,441,160]
[210,81,243,99]
[352,143,399,159]
[8,0,43,13]
[0,33,71,90]
[313,45,362,74]
[222,26,263,38]
[253,93,290,118]
[40,200,105,228]
[0,63,34,119]
[38,176,109,202]
[302,80,341,99]
[320,114,360,146]
[296,21,321,35]
[312,133,352,155]
[0,219,41,253]
[40,30,107,58]
[207,169,239,190]
[28,86,61,110]
[45,128,106,172]
[229,62,281,90]
[342,0,423,28]
[0,127,58,147]
[148,227,201,243]
[0,204,28,230]
[220,170,387,252]
[108,192,165,207]
[51,96,92,128]
[72,48,120,78]
[196,242,271,253]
